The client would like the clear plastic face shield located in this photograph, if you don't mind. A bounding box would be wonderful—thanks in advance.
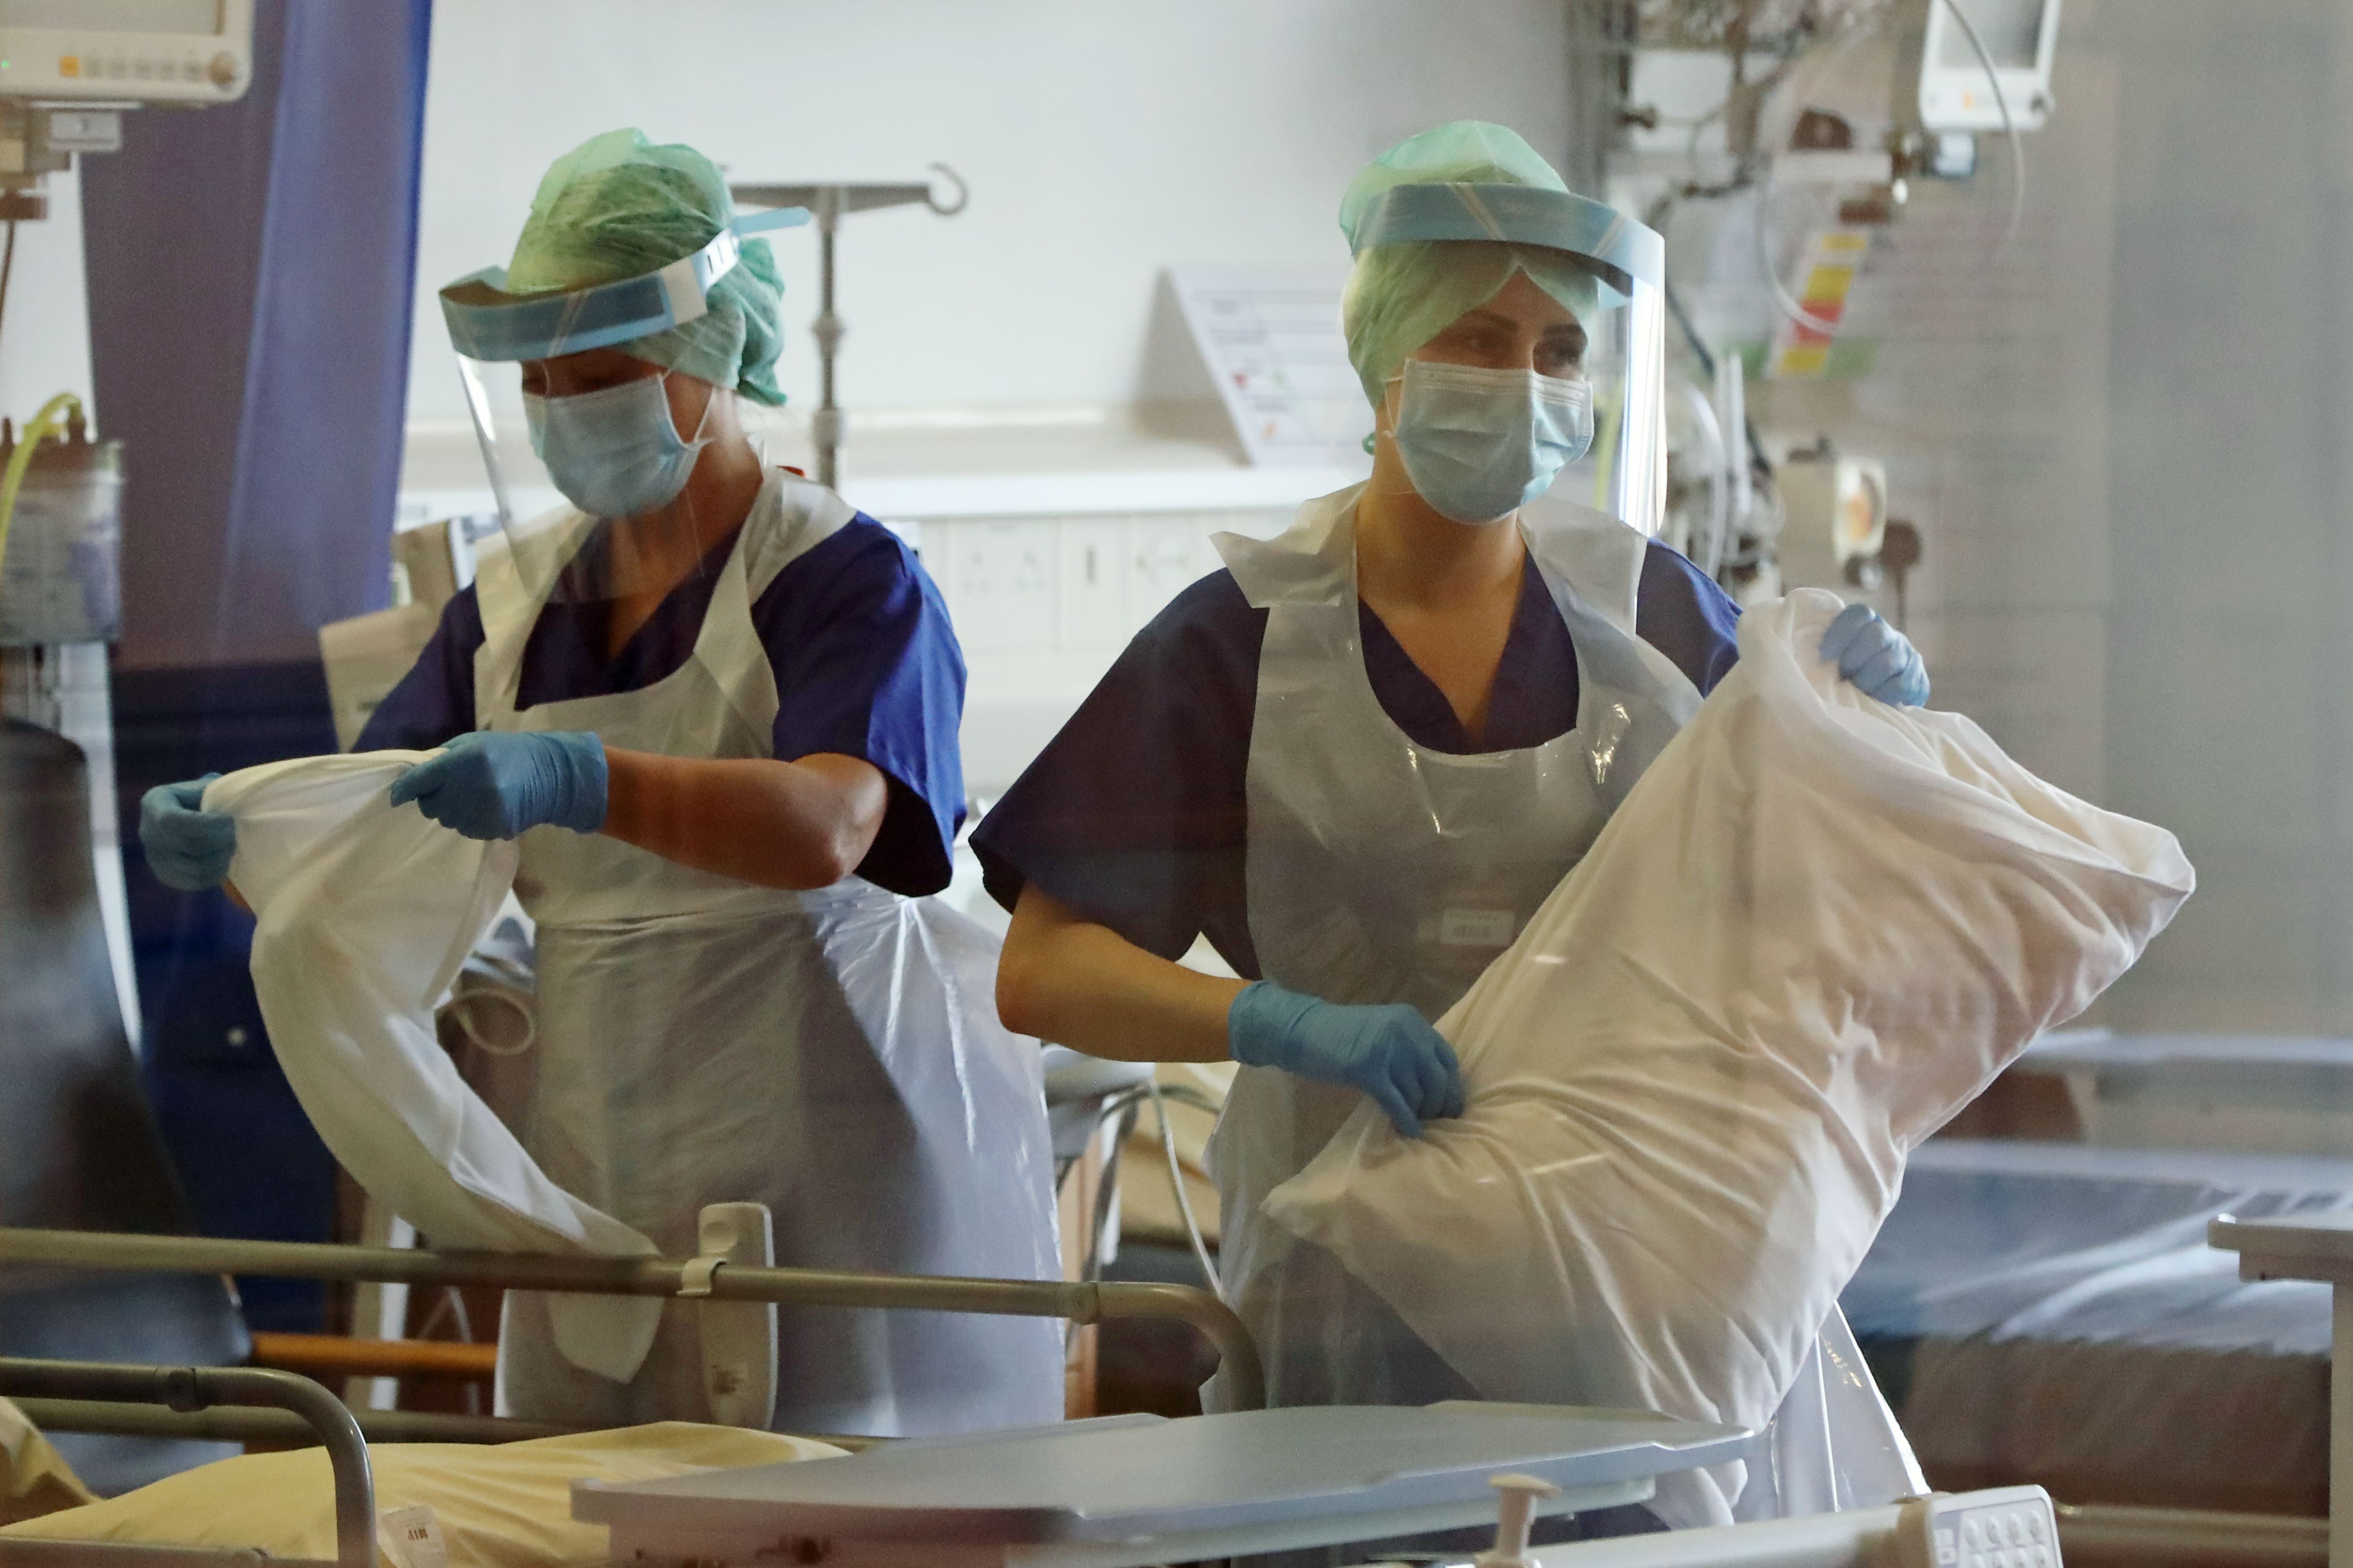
[1351,183,1667,535]
[437,205,808,605]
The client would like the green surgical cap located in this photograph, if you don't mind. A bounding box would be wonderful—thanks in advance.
[507,128,787,406]
[1339,120,1607,409]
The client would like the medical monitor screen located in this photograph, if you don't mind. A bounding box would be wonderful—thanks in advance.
[0,0,220,34]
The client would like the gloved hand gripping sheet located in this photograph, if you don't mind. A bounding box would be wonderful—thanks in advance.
[203,755,663,1383]
[1261,590,2194,1529]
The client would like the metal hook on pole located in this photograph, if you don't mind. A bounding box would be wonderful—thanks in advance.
[925,162,969,216]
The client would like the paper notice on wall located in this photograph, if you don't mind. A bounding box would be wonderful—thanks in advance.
[1768,227,1873,379]
[1169,269,1374,465]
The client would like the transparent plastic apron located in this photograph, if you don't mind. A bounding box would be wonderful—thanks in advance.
[477,471,1064,1437]
[1205,485,1921,1520]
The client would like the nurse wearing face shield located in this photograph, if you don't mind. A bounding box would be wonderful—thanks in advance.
[136,129,1065,1437]
[977,122,1926,1532]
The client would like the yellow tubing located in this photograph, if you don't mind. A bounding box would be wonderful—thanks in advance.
[0,390,85,583]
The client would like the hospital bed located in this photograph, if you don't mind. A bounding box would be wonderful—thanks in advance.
[1845,1138,2351,1517]
[0,1348,2074,1568]
[2010,1030,2353,1158]
[1,1219,2296,1568]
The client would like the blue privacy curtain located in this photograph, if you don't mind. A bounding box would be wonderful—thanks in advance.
[81,0,432,1330]
[89,0,430,669]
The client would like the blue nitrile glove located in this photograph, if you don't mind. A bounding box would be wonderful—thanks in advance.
[1227,980,1466,1139]
[139,774,235,891]
[1820,602,1930,707]
[387,730,608,841]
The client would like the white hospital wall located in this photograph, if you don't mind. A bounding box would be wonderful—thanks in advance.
[1879,0,2353,1035]
[408,0,1576,426]
[2090,0,2353,1033]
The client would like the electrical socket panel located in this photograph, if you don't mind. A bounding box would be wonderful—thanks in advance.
[1893,1486,2060,1568]
[927,511,1282,660]
[937,519,1056,655]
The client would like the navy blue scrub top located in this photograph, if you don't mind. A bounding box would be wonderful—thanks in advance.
[971,539,1742,978]
[357,511,968,897]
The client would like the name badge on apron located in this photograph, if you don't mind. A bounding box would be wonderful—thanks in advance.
[1437,907,1517,949]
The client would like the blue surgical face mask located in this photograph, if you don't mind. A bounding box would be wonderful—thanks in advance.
[524,372,710,519]
[1388,360,1595,526]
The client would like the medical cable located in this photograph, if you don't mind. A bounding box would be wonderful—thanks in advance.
[1065,1100,1136,1357]
[452,981,536,1058]
[1661,266,1716,382]
[1654,259,1757,579]
[0,390,82,586]
[1937,0,2027,255]
[410,1286,481,1413]
[1655,216,1776,484]
[0,221,18,365]
[1671,373,1733,579]
[1755,0,2028,336]
[1149,1077,1223,1301]
[1746,20,1882,336]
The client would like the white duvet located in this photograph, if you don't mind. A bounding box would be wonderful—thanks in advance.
[1262,590,2194,1527]
[207,756,662,1382]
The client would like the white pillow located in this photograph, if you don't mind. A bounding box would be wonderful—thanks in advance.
[1265,590,2193,1528]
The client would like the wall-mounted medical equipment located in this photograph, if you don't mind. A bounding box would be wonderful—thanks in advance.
[1594,0,2064,601]
[1890,0,2061,135]
[0,0,253,104]
[1773,444,1885,589]
[0,0,253,220]
[728,170,967,491]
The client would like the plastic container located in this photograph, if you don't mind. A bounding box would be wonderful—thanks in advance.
[0,417,125,645]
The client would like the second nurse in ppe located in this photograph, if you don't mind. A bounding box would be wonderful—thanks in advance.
[978,122,1927,1525]
[138,130,1063,1437]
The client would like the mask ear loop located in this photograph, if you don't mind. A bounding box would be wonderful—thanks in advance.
[1371,369,1438,506]
[665,373,738,589]
[1364,371,1405,455]
[663,369,725,451]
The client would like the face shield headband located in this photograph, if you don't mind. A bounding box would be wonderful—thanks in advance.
[1344,181,1663,300]
[438,205,809,364]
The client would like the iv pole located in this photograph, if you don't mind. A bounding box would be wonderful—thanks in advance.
[730,165,968,490]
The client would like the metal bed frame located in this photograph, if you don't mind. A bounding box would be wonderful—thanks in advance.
[0,1223,1261,1568]
[13,1226,2321,1567]
[0,1358,373,1568]
[0,1225,1261,1413]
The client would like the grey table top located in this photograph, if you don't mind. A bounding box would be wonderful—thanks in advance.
[574,1403,1755,1546]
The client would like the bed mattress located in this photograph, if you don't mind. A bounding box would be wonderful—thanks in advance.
[1844,1139,2353,1514]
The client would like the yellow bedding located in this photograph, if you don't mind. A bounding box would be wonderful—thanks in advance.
[0,1422,842,1567]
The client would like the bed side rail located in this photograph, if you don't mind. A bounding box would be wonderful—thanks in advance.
[0,1225,1263,1410]
[0,1358,369,1568]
